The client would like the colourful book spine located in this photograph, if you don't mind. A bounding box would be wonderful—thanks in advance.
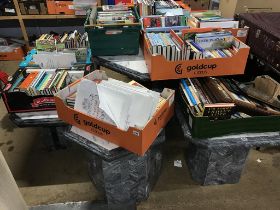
[18,72,39,90]
[181,79,197,106]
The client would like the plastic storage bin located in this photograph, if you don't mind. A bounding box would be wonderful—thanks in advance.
[84,7,141,56]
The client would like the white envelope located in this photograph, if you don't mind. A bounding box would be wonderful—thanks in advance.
[98,79,160,129]
[74,79,114,124]
[97,83,132,130]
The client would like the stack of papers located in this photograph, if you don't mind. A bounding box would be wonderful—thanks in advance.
[74,78,160,131]
[71,77,161,151]
[97,78,160,130]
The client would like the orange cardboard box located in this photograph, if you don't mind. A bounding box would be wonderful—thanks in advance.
[144,28,250,81]
[0,47,25,61]
[54,70,175,155]
[46,0,75,15]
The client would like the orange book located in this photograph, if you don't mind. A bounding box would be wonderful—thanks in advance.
[18,71,39,90]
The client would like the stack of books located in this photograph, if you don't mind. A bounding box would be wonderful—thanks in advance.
[154,0,181,15]
[179,78,235,120]
[179,77,280,120]
[9,69,70,96]
[36,31,89,51]
[137,0,155,16]
[145,30,237,61]
[189,10,239,28]
[142,15,187,29]
[89,5,137,25]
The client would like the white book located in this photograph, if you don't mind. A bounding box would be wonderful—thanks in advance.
[199,20,239,29]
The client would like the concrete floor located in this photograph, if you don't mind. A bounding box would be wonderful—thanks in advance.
[0,61,280,209]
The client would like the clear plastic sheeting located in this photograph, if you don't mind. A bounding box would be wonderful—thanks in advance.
[176,105,280,185]
[63,127,165,207]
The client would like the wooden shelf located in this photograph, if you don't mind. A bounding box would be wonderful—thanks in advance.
[21,15,85,19]
[0,16,18,20]
[1,0,87,46]
[0,15,85,21]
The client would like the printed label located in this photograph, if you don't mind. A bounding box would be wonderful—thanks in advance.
[175,63,217,76]
[68,5,74,9]
[31,97,55,107]
[73,114,111,136]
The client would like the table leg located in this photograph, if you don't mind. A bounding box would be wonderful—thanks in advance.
[186,141,250,185]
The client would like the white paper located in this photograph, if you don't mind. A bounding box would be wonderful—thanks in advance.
[97,83,132,130]
[74,79,114,124]
[174,160,182,168]
[97,79,160,130]
[33,53,77,69]
[114,60,148,74]
[71,126,119,151]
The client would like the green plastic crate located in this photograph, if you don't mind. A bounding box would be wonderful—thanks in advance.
[84,7,141,56]
[178,97,280,139]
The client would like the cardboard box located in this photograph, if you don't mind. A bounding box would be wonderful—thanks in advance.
[46,0,75,15]
[0,47,25,61]
[184,0,210,10]
[54,70,175,155]
[219,0,280,18]
[2,68,85,113]
[19,1,48,15]
[143,28,250,81]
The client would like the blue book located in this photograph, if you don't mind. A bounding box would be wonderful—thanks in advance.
[9,74,24,92]
[34,72,47,90]
[190,41,204,52]
[107,0,115,5]
[181,79,197,106]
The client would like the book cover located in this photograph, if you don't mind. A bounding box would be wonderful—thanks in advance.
[18,72,38,90]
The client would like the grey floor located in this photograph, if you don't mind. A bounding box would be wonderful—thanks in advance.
[1,61,280,210]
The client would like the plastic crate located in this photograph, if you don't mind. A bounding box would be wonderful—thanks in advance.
[84,7,141,56]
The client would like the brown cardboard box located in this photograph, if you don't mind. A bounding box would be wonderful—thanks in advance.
[220,0,280,18]
[55,70,175,155]
[143,28,250,81]
[19,1,48,15]
[46,0,75,15]
[185,0,210,10]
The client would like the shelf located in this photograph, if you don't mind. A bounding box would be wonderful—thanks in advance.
[0,16,18,20]
[0,15,85,21]
[21,15,86,19]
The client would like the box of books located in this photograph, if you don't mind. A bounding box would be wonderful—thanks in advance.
[35,31,89,52]
[19,48,92,69]
[178,77,280,138]
[143,28,250,81]
[137,0,190,17]
[54,70,175,155]
[84,5,141,56]
[1,68,85,113]
[188,10,249,43]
